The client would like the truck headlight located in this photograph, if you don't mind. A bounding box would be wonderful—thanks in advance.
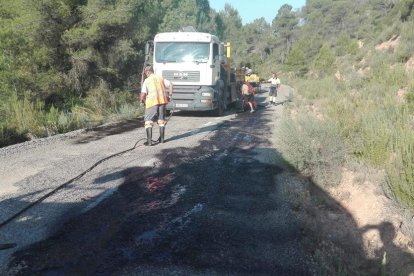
[201,92,212,97]
[200,99,212,104]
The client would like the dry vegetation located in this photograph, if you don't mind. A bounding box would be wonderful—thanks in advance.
[276,19,414,272]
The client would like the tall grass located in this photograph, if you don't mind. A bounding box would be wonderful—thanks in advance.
[395,21,414,62]
[3,92,47,137]
[0,89,143,147]
[386,130,414,208]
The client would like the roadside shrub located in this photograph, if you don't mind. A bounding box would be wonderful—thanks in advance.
[325,91,364,140]
[4,91,46,137]
[84,81,139,122]
[366,56,406,89]
[283,44,308,77]
[278,114,346,188]
[401,209,414,241]
[383,105,414,207]
[360,110,394,166]
[407,81,414,111]
[69,106,93,129]
[312,44,336,78]
[374,22,401,46]
[0,88,142,147]
[293,77,338,100]
[386,139,414,208]
[84,81,116,117]
[118,103,143,120]
[45,105,60,135]
[0,126,28,147]
[395,21,414,62]
[57,111,71,132]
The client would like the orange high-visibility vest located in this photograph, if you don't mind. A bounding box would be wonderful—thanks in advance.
[144,74,169,108]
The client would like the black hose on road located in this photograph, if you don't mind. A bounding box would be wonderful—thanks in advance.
[0,104,176,243]
[0,138,146,234]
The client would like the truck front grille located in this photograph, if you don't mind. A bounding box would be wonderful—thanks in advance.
[171,85,201,100]
[162,70,200,82]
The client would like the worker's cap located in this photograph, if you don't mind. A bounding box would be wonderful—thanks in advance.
[144,65,154,73]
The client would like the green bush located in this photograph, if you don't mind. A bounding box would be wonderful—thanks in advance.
[396,21,414,62]
[283,44,308,77]
[383,104,414,207]
[360,110,394,166]
[407,81,414,111]
[118,103,143,120]
[364,55,403,88]
[386,138,414,208]
[69,105,92,129]
[374,22,401,46]
[278,114,346,188]
[57,111,71,132]
[292,76,338,100]
[0,126,27,147]
[4,91,46,137]
[312,44,336,77]
[45,105,60,135]
[335,33,359,56]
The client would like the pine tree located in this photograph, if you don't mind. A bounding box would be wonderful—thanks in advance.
[312,43,336,77]
[284,43,307,76]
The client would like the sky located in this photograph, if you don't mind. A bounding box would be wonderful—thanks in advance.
[209,0,306,25]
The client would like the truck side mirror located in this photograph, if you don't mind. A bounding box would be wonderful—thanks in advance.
[145,41,153,61]
[145,43,150,56]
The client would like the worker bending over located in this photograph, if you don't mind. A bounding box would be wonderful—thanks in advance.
[241,81,256,113]
[140,65,173,146]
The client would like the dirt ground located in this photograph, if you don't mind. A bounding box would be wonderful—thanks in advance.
[283,166,414,275]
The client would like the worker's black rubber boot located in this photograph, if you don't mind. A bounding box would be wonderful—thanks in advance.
[159,126,165,143]
[145,127,152,146]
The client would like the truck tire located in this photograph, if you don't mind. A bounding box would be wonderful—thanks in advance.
[213,101,223,116]
[213,89,225,116]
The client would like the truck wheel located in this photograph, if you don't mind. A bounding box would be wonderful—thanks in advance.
[213,89,225,116]
[222,90,228,110]
[214,101,223,116]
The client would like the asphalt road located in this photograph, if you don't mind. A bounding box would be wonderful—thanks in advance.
[0,85,313,275]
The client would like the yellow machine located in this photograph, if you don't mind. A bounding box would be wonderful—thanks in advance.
[245,68,261,89]
[245,73,260,84]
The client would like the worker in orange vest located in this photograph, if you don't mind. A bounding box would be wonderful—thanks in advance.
[140,65,173,146]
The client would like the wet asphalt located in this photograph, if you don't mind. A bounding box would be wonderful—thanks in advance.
[1,86,313,275]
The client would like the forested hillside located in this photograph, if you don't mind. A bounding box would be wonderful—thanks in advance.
[1,0,414,214]
[0,0,218,146]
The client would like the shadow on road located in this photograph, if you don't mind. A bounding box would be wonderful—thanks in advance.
[72,118,143,144]
[165,123,221,143]
[2,103,413,275]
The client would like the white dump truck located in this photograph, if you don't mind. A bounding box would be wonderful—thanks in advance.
[143,30,244,116]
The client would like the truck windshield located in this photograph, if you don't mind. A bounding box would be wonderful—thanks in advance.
[155,42,210,63]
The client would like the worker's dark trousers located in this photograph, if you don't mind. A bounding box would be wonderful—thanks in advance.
[146,127,152,146]
[159,126,165,143]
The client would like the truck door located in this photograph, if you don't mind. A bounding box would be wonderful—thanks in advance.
[212,43,221,84]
